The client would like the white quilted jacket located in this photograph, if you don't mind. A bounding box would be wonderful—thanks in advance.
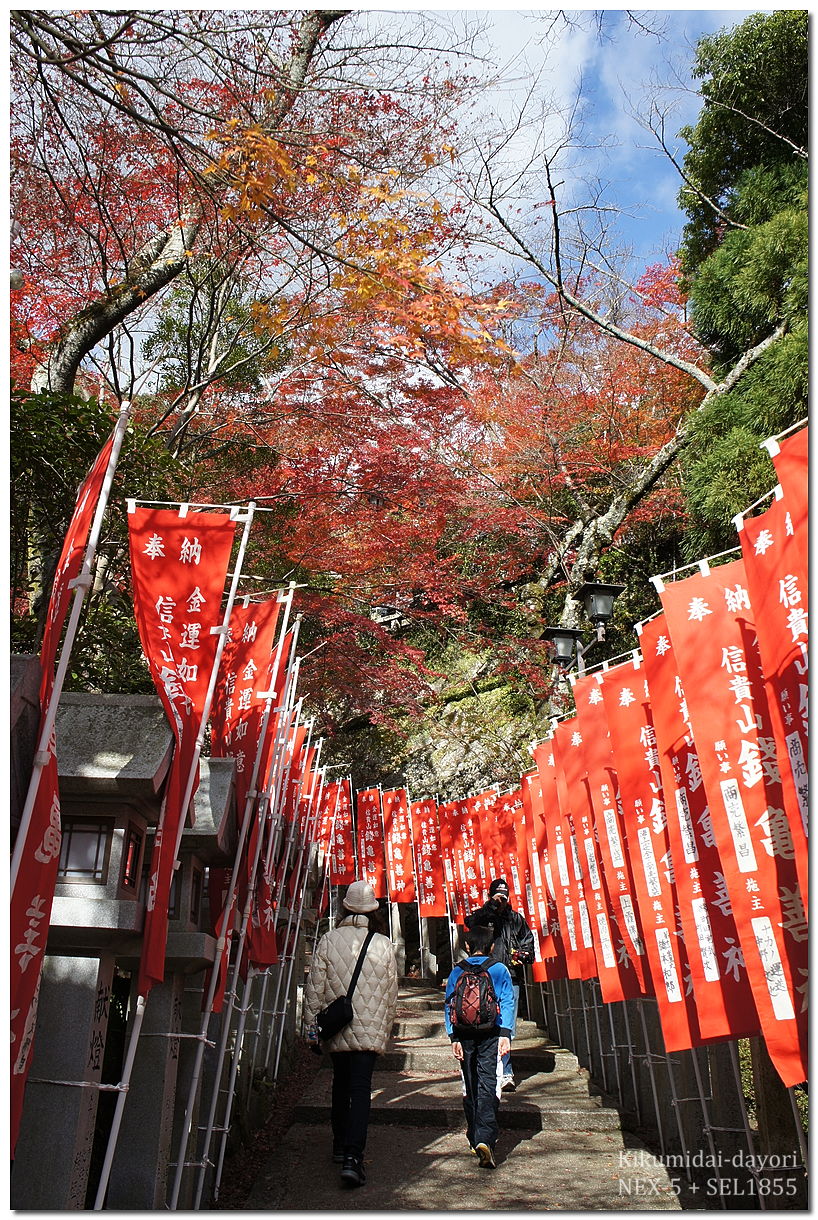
[303,914,398,1053]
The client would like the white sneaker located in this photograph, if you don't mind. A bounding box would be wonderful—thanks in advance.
[501,1074,516,1091]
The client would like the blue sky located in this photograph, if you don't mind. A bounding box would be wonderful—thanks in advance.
[357,7,765,278]
[464,8,764,271]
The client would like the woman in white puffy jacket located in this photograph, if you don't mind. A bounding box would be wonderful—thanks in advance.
[303,880,398,1188]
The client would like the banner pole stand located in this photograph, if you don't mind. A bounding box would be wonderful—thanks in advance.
[207,971,256,1206]
[589,979,609,1096]
[727,1041,767,1212]
[562,978,576,1055]
[579,979,594,1076]
[787,1086,808,1170]
[664,1049,694,1183]
[620,1001,642,1129]
[690,1046,727,1209]
[605,997,624,1110]
[637,1000,667,1160]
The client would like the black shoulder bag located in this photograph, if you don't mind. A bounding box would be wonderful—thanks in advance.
[316,929,375,1040]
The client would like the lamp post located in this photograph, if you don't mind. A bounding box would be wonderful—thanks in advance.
[542,581,625,676]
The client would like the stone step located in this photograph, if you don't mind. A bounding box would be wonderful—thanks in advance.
[296,1066,624,1133]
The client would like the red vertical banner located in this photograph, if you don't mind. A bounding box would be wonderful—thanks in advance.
[452,798,481,918]
[410,798,447,916]
[496,788,525,909]
[553,723,643,1005]
[128,507,236,997]
[12,423,124,1156]
[534,734,589,979]
[328,779,356,886]
[764,424,808,574]
[639,614,760,1042]
[571,674,652,996]
[520,768,561,971]
[355,787,387,899]
[38,426,118,692]
[436,800,460,920]
[600,658,703,1052]
[532,742,573,979]
[737,490,808,900]
[316,781,341,871]
[211,597,282,808]
[382,787,415,903]
[551,721,603,981]
[659,559,807,1085]
[470,788,500,891]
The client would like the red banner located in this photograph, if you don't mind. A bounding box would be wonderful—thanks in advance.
[355,787,387,898]
[129,507,236,997]
[765,424,808,575]
[639,613,760,1042]
[410,798,447,916]
[599,658,703,1052]
[552,721,605,981]
[534,733,591,979]
[328,779,356,885]
[12,423,124,1157]
[737,491,809,902]
[382,787,415,903]
[659,559,808,1085]
[570,674,652,997]
[211,597,283,807]
[38,426,118,698]
[436,799,461,920]
[520,768,561,969]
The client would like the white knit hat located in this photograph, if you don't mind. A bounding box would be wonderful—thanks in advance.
[343,880,379,913]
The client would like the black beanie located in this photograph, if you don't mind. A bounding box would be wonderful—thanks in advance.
[488,878,509,898]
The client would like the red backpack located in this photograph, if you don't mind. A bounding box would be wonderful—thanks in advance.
[449,959,500,1033]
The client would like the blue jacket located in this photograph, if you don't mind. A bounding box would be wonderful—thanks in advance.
[444,954,515,1041]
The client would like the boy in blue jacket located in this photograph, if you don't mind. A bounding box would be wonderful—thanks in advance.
[444,925,515,1169]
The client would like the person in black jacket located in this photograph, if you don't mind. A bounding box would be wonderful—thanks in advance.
[465,877,535,1090]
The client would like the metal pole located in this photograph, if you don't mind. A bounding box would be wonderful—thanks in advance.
[605,998,624,1109]
[167,584,295,1209]
[621,1001,642,1128]
[690,1046,727,1208]
[270,745,324,1084]
[95,499,255,1212]
[787,1086,808,1171]
[665,1050,693,1182]
[12,401,131,894]
[589,979,609,1095]
[727,1040,766,1211]
[562,977,576,1055]
[637,1000,667,1159]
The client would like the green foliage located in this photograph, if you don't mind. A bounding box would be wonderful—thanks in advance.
[10,387,182,690]
[678,10,808,274]
[680,321,807,557]
[143,267,290,395]
[675,11,808,553]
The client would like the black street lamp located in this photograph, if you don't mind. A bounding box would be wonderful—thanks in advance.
[543,581,626,674]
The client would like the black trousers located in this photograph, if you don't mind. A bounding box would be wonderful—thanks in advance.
[330,1050,378,1157]
[459,1034,501,1149]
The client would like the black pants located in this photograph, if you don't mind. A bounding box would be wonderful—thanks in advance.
[459,1034,501,1150]
[330,1050,378,1157]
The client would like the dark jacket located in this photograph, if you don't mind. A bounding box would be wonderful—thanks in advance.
[465,899,535,983]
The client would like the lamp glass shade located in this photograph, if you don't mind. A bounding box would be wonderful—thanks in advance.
[542,626,586,668]
[576,582,625,624]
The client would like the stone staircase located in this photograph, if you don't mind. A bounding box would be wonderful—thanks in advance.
[244,980,685,1210]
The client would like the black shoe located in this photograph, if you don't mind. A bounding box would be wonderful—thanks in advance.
[340,1155,366,1187]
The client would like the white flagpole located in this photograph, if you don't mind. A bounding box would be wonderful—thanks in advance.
[94,500,255,1212]
[12,400,131,894]
[195,717,317,1207]
[166,582,296,1210]
[270,747,325,1085]
[188,656,303,1200]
